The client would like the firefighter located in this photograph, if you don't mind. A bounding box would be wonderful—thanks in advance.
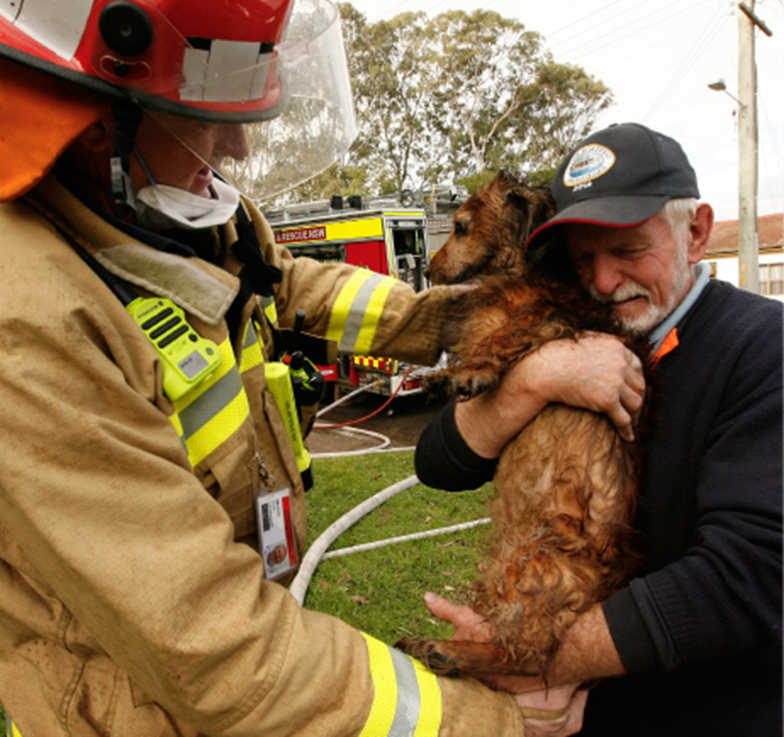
[0,1,580,735]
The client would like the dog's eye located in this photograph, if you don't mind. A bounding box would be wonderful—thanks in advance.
[454,221,468,236]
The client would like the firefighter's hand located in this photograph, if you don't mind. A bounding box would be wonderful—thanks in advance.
[440,284,477,347]
[448,284,476,300]
[423,591,493,642]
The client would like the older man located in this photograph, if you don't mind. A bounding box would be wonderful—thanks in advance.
[416,123,782,736]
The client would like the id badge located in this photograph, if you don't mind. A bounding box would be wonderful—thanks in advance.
[255,485,299,580]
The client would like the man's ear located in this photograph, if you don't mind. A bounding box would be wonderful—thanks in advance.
[687,203,713,265]
[76,113,115,152]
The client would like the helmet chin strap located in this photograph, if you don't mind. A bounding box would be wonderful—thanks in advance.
[133,146,241,232]
[110,99,143,212]
[109,105,241,232]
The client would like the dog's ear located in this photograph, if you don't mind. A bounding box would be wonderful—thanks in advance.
[527,187,556,230]
[504,179,536,245]
[503,183,556,256]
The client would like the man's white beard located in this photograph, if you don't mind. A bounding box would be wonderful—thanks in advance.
[588,247,692,335]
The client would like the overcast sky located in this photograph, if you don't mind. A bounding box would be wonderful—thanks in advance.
[345,0,783,222]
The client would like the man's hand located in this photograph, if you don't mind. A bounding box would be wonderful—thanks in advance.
[423,593,588,736]
[423,592,624,691]
[454,333,645,458]
[517,685,589,737]
[519,333,645,441]
[423,591,493,642]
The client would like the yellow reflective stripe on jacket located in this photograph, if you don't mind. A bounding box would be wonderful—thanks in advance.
[327,271,397,355]
[359,633,442,737]
[261,294,278,325]
[239,320,264,374]
[168,338,251,468]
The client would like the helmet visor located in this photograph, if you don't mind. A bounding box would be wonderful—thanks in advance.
[139,0,356,202]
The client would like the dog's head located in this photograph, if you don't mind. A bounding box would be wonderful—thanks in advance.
[426,172,555,285]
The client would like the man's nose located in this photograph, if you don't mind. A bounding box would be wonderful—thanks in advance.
[216,125,250,161]
[591,253,624,296]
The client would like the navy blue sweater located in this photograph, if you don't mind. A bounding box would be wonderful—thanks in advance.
[415,279,782,736]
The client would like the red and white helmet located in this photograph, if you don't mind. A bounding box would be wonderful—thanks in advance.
[0,0,357,199]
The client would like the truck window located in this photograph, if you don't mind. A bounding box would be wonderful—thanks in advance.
[392,228,426,292]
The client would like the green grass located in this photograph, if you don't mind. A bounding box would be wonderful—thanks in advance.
[302,450,494,643]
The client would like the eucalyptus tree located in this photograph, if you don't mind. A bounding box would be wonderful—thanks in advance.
[274,5,613,204]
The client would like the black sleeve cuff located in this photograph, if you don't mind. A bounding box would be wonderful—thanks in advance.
[603,578,681,674]
[414,402,498,491]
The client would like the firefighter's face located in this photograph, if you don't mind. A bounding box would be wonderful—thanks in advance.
[131,112,250,197]
[267,544,287,565]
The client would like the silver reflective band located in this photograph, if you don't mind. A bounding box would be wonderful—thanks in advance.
[359,633,442,737]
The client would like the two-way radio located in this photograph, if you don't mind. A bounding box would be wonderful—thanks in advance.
[125,297,222,400]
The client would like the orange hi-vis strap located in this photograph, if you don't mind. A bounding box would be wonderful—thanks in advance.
[0,57,112,202]
[651,327,679,367]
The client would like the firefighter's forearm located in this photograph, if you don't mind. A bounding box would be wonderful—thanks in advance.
[367,284,453,365]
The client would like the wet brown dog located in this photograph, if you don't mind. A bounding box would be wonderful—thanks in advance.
[396,171,646,678]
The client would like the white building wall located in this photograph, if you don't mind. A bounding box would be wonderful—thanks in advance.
[704,252,784,303]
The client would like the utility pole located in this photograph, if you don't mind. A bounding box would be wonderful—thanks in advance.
[737,2,772,292]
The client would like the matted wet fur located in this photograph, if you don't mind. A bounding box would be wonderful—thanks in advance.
[396,171,647,678]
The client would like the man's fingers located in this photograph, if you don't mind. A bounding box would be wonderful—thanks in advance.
[422,592,494,641]
[423,591,462,622]
[517,685,589,737]
[607,403,635,442]
[448,284,476,300]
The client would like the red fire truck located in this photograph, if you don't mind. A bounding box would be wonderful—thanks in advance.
[266,194,439,397]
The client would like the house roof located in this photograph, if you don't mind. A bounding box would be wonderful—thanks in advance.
[707,213,783,256]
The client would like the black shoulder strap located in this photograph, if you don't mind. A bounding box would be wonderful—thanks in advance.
[230,204,283,298]
[226,203,284,348]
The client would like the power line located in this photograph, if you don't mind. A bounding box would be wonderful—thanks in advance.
[552,0,704,62]
[548,0,652,48]
[643,3,730,123]
[758,92,783,209]
[538,0,628,39]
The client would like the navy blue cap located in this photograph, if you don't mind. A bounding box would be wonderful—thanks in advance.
[526,123,700,251]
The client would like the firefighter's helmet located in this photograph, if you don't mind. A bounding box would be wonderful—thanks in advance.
[0,0,356,200]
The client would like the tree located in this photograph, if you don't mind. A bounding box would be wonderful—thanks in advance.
[273,5,612,204]
[422,10,612,188]
[340,8,433,194]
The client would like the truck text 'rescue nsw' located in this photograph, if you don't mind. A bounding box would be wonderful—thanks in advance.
[266,195,440,398]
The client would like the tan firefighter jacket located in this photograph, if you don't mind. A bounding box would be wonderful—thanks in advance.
[0,176,525,737]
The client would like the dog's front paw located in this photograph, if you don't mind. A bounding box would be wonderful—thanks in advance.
[395,637,464,677]
[396,637,524,678]
[450,367,500,398]
[423,370,453,398]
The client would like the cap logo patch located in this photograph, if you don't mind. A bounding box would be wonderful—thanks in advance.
[563,144,616,188]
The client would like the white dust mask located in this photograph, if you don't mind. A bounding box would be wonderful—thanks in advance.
[135,177,241,231]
